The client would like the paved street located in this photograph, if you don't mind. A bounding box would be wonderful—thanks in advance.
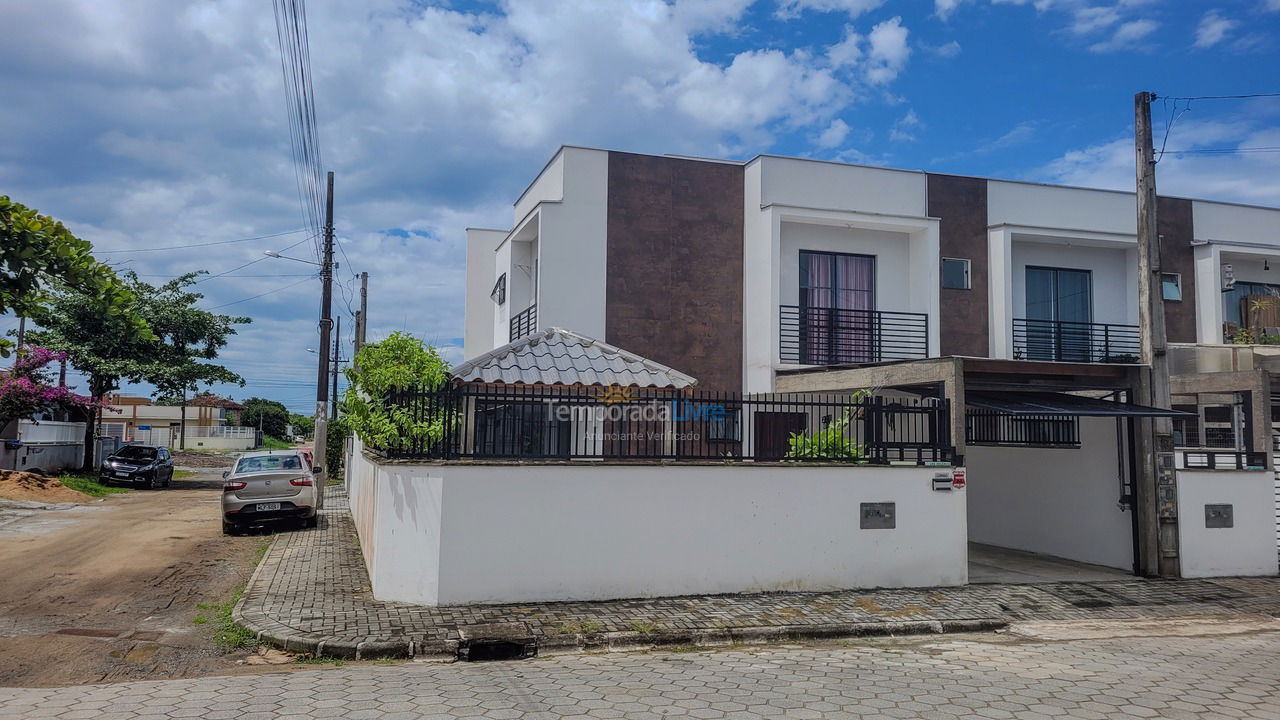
[4,623,1279,719]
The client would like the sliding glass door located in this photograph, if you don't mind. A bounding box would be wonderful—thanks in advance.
[1025,267,1092,361]
[799,251,875,364]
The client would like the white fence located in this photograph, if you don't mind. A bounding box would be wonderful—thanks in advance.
[182,425,255,439]
[17,420,85,444]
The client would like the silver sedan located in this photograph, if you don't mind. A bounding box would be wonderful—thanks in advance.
[221,450,321,534]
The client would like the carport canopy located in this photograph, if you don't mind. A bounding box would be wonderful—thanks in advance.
[965,391,1192,417]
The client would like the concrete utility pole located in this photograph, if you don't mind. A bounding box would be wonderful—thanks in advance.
[1133,91,1179,578]
[355,271,368,357]
[313,171,334,476]
[331,315,341,419]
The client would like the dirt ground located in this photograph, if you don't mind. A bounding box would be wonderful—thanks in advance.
[0,470,90,504]
[0,469,292,687]
[169,450,237,468]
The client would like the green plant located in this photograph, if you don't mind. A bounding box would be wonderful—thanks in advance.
[784,391,870,462]
[341,332,453,450]
[628,620,660,635]
[56,472,130,497]
[259,435,291,450]
[326,415,347,477]
[195,587,256,653]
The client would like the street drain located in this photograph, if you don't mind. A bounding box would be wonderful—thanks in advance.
[456,622,536,662]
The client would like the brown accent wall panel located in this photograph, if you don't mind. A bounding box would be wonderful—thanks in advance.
[927,174,989,357]
[605,153,745,391]
[1158,195,1197,343]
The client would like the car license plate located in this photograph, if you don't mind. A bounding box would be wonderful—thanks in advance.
[255,502,281,512]
[115,472,130,478]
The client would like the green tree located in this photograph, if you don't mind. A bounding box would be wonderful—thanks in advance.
[27,272,246,466]
[0,196,144,356]
[242,397,291,439]
[341,331,452,449]
[289,412,315,438]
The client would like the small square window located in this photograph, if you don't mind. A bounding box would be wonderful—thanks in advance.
[1161,272,1182,301]
[941,258,971,290]
[490,273,507,305]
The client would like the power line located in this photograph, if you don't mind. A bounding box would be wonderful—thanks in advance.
[136,272,315,279]
[207,276,316,309]
[1160,93,1280,101]
[1161,146,1280,155]
[97,228,307,254]
[195,232,318,284]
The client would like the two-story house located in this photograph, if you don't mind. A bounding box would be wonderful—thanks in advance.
[462,146,1280,582]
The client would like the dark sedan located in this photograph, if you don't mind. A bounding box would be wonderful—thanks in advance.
[100,445,174,489]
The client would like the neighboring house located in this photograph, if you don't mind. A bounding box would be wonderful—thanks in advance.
[453,146,1279,588]
[103,395,255,451]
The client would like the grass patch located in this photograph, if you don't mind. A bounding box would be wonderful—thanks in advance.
[255,540,271,562]
[195,586,257,653]
[628,620,660,635]
[259,436,293,450]
[57,473,130,497]
[173,469,196,480]
[296,655,346,666]
[555,620,604,635]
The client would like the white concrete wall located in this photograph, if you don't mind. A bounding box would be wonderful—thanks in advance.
[989,181,1135,235]
[538,147,608,340]
[965,418,1134,571]
[1193,200,1280,246]
[346,436,380,578]
[184,436,254,451]
[1010,241,1139,327]
[464,228,505,359]
[351,461,967,606]
[743,159,775,394]
[1176,469,1278,578]
[757,156,927,217]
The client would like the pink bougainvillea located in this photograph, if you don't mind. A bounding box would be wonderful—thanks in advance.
[0,347,106,425]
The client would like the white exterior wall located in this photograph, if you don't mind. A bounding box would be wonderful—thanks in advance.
[537,148,608,340]
[1193,200,1280,246]
[350,461,967,606]
[965,418,1134,571]
[743,157,937,393]
[1010,241,1138,327]
[1176,469,1278,578]
[988,181,1136,234]
[463,229,504,360]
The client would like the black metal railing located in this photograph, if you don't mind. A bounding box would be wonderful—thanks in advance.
[1012,318,1140,363]
[509,303,537,342]
[779,306,929,365]
[966,410,1080,447]
[376,384,953,465]
[1179,449,1267,470]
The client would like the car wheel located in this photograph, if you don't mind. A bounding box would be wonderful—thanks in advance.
[303,515,318,529]
[147,472,159,490]
[222,519,236,535]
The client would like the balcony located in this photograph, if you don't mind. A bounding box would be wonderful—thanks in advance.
[509,303,537,342]
[1012,318,1140,364]
[779,305,929,365]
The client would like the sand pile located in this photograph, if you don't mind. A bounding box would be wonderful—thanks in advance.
[0,469,91,503]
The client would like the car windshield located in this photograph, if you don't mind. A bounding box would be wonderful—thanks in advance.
[235,455,304,474]
[115,446,157,461]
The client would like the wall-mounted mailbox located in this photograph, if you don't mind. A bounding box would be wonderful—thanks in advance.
[931,474,952,491]
[860,502,895,529]
[1205,504,1233,529]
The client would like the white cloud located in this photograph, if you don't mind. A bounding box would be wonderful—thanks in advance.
[864,16,912,85]
[1265,0,1280,12]
[0,0,922,409]
[934,0,966,20]
[775,0,884,19]
[1194,10,1237,49]
[929,40,963,58]
[1088,18,1159,53]
[889,110,921,142]
[816,118,851,148]
[1038,118,1280,207]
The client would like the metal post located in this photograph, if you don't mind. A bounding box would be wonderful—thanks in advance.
[1134,91,1179,578]
[314,171,334,478]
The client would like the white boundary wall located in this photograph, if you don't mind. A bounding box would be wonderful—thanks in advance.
[1177,469,1278,578]
[965,418,1134,571]
[347,443,967,606]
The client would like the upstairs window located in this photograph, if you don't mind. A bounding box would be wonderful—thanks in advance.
[941,258,971,290]
[490,273,506,306]
[1161,273,1182,301]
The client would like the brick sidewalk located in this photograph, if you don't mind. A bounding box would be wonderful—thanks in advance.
[235,485,1280,660]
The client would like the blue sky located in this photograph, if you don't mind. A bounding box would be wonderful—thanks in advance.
[2,0,1279,414]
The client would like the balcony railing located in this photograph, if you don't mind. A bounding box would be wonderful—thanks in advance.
[1012,318,1140,364]
[779,306,929,365]
[509,303,536,342]
[1179,449,1267,470]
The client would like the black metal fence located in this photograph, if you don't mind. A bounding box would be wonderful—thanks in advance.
[1012,318,1140,364]
[509,304,537,342]
[1179,450,1268,470]
[779,305,929,365]
[966,410,1080,447]
[378,384,953,465]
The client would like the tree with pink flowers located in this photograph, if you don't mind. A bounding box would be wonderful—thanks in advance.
[0,347,105,428]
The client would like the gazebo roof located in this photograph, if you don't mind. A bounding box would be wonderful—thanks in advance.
[450,327,698,388]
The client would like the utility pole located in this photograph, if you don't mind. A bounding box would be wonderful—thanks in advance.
[355,271,368,356]
[313,171,334,477]
[15,316,24,352]
[331,315,341,419]
[1134,91,1178,578]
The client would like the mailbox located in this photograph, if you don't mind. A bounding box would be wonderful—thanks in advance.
[1204,504,1233,529]
[860,502,896,529]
